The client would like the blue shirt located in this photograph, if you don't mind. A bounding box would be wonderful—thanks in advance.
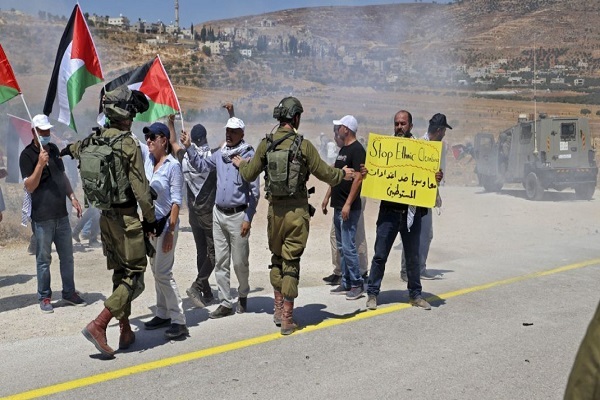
[186,142,260,223]
[141,143,183,227]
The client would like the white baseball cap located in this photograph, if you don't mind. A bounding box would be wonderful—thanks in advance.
[31,114,54,130]
[224,117,245,132]
[333,115,358,133]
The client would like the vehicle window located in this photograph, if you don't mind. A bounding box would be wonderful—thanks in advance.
[560,123,576,141]
[520,124,532,144]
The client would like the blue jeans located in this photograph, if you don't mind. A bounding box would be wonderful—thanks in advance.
[367,206,422,299]
[333,208,362,288]
[32,216,76,301]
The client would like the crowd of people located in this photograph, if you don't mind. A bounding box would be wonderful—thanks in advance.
[9,86,600,397]
[17,87,452,354]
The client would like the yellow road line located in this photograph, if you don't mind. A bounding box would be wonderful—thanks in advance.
[4,258,600,400]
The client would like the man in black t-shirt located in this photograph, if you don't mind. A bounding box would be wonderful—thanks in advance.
[19,114,85,314]
[323,115,366,300]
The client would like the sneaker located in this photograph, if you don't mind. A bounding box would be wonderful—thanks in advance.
[186,287,208,308]
[346,286,365,300]
[72,231,81,243]
[40,298,54,313]
[164,323,189,340]
[400,273,408,283]
[409,297,431,310]
[209,305,234,319]
[236,297,247,314]
[88,239,102,248]
[62,292,87,307]
[366,295,377,310]
[330,284,349,295]
[144,316,171,330]
[323,273,342,286]
[421,270,443,280]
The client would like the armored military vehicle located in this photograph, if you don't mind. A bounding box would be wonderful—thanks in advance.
[473,115,598,200]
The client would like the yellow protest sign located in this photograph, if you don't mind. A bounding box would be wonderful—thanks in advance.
[361,133,442,208]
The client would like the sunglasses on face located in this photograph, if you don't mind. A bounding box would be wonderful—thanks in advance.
[144,133,164,142]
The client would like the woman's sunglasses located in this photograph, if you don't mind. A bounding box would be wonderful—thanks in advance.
[144,133,164,142]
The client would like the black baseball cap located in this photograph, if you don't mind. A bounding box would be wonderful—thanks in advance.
[428,113,452,131]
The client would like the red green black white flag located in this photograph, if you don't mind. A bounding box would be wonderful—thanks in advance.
[0,44,21,104]
[43,4,103,131]
[99,56,180,123]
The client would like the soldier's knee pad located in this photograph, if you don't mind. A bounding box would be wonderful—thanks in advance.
[269,264,283,291]
[281,261,300,299]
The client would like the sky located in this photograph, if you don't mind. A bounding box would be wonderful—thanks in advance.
[3,0,450,27]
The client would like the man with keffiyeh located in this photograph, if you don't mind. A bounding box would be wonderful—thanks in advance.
[168,115,217,309]
[180,106,260,319]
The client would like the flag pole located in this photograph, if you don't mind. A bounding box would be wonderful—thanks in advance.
[156,54,186,134]
[19,94,42,147]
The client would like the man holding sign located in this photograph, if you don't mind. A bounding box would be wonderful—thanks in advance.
[362,110,442,311]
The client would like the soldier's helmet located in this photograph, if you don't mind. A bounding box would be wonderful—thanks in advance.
[273,96,303,121]
[103,86,149,121]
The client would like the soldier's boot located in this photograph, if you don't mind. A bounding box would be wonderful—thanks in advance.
[118,318,135,350]
[273,290,284,327]
[82,307,115,357]
[281,300,298,336]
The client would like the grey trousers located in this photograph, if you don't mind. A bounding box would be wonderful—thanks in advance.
[213,207,250,309]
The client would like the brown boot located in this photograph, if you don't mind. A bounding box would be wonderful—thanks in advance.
[281,299,298,335]
[82,307,115,357]
[119,318,136,350]
[273,290,284,327]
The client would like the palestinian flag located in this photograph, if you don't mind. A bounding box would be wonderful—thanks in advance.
[0,44,21,104]
[44,4,103,131]
[100,56,180,123]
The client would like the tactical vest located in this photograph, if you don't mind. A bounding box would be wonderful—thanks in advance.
[78,128,132,210]
[264,131,308,197]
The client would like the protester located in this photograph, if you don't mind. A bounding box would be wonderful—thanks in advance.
[322,115,366,300]
[168,115,217,308]
[19,114,85,313]
[364,110,436,311]
[233,96,354,335]
[322,125,368,286]
[400,113,450,281]
[181,107,260,319]
[140,122,188,340]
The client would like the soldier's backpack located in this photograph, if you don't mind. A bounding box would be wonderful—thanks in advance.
[264,131,306,197]
[78,130,131,210]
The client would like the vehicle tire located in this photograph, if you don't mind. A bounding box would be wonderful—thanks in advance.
[525,172,544,200]
[574,183,595,200]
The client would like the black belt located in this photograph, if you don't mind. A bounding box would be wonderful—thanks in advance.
[216,204,247,215]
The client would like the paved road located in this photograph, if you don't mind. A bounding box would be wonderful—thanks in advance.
[1,186,599,399]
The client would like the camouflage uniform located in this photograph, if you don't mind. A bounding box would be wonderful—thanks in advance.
[238,125,344,333]
[564,300,600,399]
[69,128,155,319]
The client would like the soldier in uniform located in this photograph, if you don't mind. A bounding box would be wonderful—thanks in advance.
[61,87,157,357]
[232,97,354,335]
[564,300,600,399]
